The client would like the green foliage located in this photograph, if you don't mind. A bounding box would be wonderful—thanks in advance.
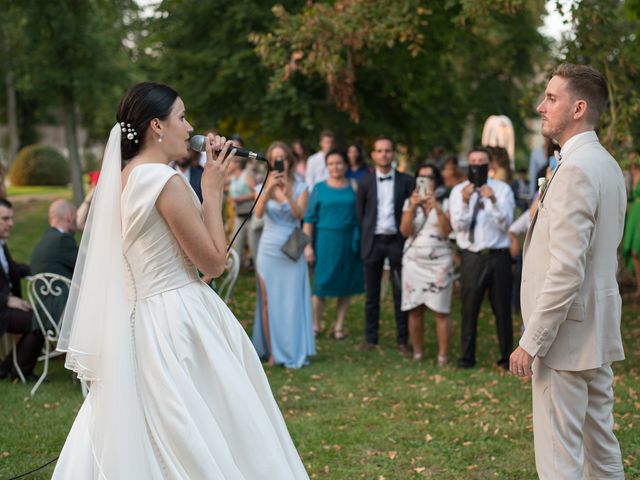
[9,145,70,186]
[559,0,640,162]
[249,0,548,158]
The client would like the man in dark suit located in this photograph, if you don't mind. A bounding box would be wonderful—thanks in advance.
[30,199,79,326]
[174,148,204,202]
[0,199,41,380]
[356,136,415,354]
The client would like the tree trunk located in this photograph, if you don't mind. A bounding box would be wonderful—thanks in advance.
[458,112,475,167]
[62,89,84,205]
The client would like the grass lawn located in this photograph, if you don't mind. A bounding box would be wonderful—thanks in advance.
[0,192,638,479]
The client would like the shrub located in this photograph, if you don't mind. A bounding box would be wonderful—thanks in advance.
[10,145,70,186]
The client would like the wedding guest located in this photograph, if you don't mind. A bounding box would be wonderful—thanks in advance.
[305,130,335,189]
[623,156,640,298]
[26,199,79,350]
[228,157,257,267]
[252,141,315,368]
[449,146,515,369]
[291,139,309,180]
[0,199,39,381]
[356,136,414,354]
[400,163,453,364]
[442,155,466,191]
[345,142,369,181]
[173,148,204,202]
[303,150,364,339]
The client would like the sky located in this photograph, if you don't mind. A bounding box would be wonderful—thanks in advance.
[540,0,575,40]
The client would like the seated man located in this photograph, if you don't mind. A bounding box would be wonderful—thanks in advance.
[30,199,79,323]
[0,199,40,380]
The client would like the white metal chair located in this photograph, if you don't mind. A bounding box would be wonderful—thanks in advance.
[27,272,71,397]
[215,249,241,303]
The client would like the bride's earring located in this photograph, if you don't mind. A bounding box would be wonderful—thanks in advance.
[158,134,163,143]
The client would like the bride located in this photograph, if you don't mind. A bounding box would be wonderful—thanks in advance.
[53,82,309,479]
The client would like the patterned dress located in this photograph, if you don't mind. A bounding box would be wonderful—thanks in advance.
[401,199,453,313]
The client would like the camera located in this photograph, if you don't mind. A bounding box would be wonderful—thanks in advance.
[274,159,285,173]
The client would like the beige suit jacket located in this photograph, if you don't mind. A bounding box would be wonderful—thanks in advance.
[520,131,626,371]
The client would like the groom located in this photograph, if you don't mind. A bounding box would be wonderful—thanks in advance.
[510,63,626,479]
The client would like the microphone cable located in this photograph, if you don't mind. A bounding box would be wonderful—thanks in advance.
[226,162,271,254]
[5,456,59,480]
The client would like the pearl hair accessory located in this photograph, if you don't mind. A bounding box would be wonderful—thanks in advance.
[120,122,139,144]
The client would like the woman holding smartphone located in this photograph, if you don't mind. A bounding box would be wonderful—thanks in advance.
[399,163,453,364]
[252,141,315,368]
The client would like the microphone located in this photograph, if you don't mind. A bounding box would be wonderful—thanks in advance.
[189,135,267,162]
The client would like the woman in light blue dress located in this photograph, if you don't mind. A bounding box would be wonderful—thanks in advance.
[252,141,315,368]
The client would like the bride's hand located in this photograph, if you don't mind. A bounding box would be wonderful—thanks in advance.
[202,135,236,196]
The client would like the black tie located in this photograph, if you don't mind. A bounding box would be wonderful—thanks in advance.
[379,175,392,182]
[469,191,481,244]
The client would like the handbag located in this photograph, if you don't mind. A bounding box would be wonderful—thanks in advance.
[281,227,310,261]
[235,200,254,218]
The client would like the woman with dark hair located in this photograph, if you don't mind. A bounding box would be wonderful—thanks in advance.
[53,82,309,478]
[303,150,364,339]
[291,139,309,179]
[345,142,369,181]
[399,162,453,364]
[252,141,315,368]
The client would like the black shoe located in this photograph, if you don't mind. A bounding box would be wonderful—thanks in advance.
[457,360,475,369]
[494,360,510,371]
[362,343,378,352]
[397,344,410,357]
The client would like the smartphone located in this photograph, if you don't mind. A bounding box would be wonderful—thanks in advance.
[274,159,285,173]
[416,177,434,197]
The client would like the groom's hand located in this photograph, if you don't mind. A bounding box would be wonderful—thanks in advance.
[509,346,533,377]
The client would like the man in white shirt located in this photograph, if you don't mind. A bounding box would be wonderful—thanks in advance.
[304,130,335,189]
[449,146,515,369]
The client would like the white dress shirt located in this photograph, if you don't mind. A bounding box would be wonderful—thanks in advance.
[0,240,8,275]
[375,169,397,235]
[449,178,515,251]
[560,130,593,158]
[304,151,328,189]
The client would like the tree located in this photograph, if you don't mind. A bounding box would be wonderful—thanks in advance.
[558,0,640,163]
[8,0,139,204]
[251,0,548,159]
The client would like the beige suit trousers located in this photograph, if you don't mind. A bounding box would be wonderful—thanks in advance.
[532,358,624,479]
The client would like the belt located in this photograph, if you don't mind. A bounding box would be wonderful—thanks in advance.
[465,248,509,256]
[375,234,401,242]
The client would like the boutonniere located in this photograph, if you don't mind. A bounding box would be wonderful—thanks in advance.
[537,177,548,196]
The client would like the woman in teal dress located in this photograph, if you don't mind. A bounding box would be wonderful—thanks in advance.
[304,150,364,339]
[623,161,640,298]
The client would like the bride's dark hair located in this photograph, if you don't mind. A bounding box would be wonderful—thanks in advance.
[117,82,179,162]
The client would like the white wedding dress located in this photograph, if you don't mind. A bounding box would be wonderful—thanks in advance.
[53,164,309,479]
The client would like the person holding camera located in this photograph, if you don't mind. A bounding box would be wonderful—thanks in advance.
[399,163,453,364]
[449,146,515,369]
[251,141,315,368]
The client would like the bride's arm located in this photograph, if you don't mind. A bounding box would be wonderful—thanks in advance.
[157,136,234,278]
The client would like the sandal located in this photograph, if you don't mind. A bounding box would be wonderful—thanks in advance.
[330,329,347,340]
